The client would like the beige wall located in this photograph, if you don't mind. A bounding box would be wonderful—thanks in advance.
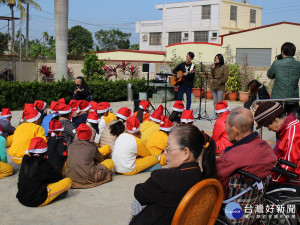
[222,23,300,62]
[221,0,262,35]
[96,51,166,62]
[165,43,225,63]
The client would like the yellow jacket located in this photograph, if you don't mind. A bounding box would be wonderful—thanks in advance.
[103,112,117,125]
[8,123,47,164]
[140,121,160,144]
[146,130,168,165]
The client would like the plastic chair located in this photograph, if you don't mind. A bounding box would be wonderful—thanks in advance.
[171,178,224,225]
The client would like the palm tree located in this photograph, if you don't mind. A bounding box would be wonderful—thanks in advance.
[42,31,49,46]
[54,0,68,80]
[0,0,40,55]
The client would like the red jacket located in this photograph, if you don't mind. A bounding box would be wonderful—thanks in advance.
[217,132,277,198]
[212,111,232,155]
[272,114,300,184]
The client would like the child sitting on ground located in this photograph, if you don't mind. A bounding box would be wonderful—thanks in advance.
[146,116,173,166]
[0,108,15,147]
[65,123,114,189]
[0,126,13,179]
[133,100,151,123]
[212,100,232,155]
[16,137,72,207]
[169,101,185,126]
[47,120,68,173]
[112,116,158,175]
[180,110,194,125]
[8,104,47,164]
[99,107,131,153]
[72,100,90,128]
[140,105,164,144]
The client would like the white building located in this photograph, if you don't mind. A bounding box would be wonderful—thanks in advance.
[136,0,262,51]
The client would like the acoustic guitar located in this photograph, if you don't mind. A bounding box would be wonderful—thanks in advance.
[170,71,184,86]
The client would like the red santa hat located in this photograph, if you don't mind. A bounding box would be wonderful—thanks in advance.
[105,102,113,112]
[49,119,64,136]
[150,105,164,123]
[1,108,12,118]
[160,116,173,132]
[126,116,141,133]
[96,102,109,114]
[68,100,78,110]
[21,103,41,123]
[57,98,66,104]
[87,111,100,124]
[74,123,92,141]
[57,103,72,115]
[116,107,132,121]
[34,100,47,111]
[89,101,98,112]
[77,100,91,112]
[0,125,2,135]
[180,110,194,123]
[215,100,230,114]
[50,101,60,114]
[25,137,47,155]
[139,100,150,111]
[173,101,185,112]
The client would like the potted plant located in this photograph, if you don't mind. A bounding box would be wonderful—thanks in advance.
[192,66,204,99]
[226,63,240,101]
[238,53,252,102]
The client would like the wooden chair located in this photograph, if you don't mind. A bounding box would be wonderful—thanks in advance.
[171,178,224,225]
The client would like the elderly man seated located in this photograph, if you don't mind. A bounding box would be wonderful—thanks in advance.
[216,107,277,197]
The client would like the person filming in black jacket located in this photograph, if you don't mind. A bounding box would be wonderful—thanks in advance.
[73,76,92,101]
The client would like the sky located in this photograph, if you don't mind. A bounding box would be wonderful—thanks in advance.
[0,0,299,47]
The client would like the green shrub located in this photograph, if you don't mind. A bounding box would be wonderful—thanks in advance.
[0,79,153,110]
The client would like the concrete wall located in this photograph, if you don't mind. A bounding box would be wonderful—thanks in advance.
[96,50,166,62]
[221,0,262,34]
[221,23,300,63]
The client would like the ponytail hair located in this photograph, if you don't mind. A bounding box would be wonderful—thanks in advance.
[136,108,144,123]
[21,153,46,179]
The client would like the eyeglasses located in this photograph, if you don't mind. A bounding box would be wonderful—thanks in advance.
[165,146,184,154]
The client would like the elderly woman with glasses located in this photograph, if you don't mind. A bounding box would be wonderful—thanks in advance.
[129,124,217,225]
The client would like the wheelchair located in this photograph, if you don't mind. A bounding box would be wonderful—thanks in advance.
[215,159,300,225]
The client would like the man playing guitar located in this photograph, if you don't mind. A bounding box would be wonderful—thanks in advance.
[172,52,196,110]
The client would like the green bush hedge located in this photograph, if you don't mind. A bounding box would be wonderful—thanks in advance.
[0,79,153,110]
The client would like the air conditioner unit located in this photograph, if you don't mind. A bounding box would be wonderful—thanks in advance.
[183,33,189,40]
[142,34,148,41]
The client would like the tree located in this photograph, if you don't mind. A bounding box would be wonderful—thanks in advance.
[95,29,131,51]
[129,44,139,50]
[0,32,9,54]
[81,52,105,81]
[68,25,93,55]
[54,0,68,80]
[0,0,41,55]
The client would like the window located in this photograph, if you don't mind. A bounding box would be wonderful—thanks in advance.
[212,32,217,38]
[194,31,209,42]
[230,5,237,21]
[202,5,211,19]
[250,9,256,23]
[168,32,181,45]
[184,33,189,38]
[149,33,162,45]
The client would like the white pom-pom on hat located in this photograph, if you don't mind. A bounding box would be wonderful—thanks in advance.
[73,129,77,134]
[25,150,29,155]
[51,132,55,137]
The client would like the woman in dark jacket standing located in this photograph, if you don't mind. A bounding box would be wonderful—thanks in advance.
[210,54,228,119]
[129,124,217,225]
[73,76,92,101]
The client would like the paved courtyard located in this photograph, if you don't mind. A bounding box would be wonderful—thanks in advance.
[0,99,276,225]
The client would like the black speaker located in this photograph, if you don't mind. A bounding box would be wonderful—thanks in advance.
[142,63,150,73]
